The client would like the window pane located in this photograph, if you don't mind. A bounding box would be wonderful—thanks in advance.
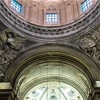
[81,0,92,12]
[46,13,58,23]
[11,0,22,13]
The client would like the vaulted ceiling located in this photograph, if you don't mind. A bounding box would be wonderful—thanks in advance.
[0,0,100,100]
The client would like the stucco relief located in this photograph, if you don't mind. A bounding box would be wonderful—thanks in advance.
[79,32,100,63]
[0,30,25,78]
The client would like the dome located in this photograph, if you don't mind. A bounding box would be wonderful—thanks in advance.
[24,82,83,100]
[4,0,97,26]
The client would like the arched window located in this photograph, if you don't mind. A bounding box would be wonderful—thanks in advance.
[81,0,92,12]
[11,0,22,13]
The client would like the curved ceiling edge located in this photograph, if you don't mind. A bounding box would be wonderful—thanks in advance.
[0,0,100,41]
[19,77,87,100]
[4,44,99,85]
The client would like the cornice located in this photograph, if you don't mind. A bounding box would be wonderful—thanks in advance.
[0,0,100,41]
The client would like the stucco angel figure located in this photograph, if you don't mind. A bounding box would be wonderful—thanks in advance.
[0,31,25,50]
[79,34,100,62]
[79,35,96,56]
[5,31,24,50]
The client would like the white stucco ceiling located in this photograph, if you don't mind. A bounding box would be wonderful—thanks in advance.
[23,82,84,100]
[16,62,91,100]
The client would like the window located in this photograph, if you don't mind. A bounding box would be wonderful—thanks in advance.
[11,0,22,13]
[81,0,92,12]
[46,13,58,23]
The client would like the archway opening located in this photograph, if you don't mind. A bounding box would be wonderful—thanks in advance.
[15,62,91,100]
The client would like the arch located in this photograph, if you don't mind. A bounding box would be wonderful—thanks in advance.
[4,43,99,83]
[3,44,99,100]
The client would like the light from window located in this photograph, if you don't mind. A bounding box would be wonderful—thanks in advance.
[11,0,22,13]
[46,13,58,23]
[81,0,92,12]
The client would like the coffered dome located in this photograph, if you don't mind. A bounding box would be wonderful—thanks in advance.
[24,82,83,100]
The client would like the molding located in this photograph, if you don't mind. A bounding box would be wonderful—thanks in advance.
[0,0,100,41]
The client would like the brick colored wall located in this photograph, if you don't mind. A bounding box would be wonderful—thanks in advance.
[4,0,97,26]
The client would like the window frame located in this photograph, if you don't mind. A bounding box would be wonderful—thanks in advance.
[81,0,92,12]
[11,0,22,13]
[46,13,58,23]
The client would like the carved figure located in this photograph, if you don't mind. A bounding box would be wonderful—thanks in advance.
[0,31,22,73]
[79,36,96,56]
[79,34,100,62]
[5,31,23,50]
